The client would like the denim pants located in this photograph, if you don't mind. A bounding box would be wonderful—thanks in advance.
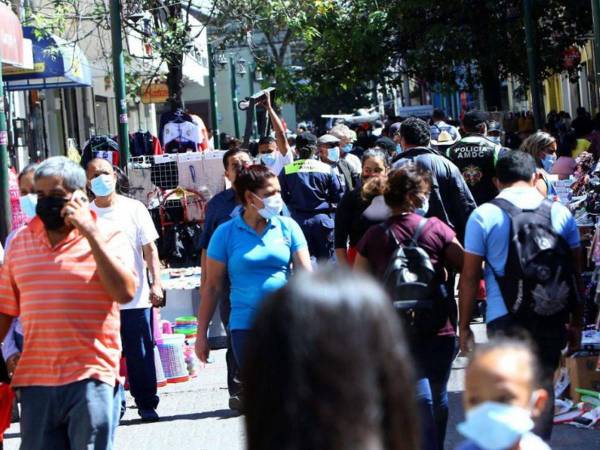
[121,308,158,410]
[414,335,457,450]
[231,330,253,370]
[219,290,241,396]
[19,379,120,450]
[488,314,565,441]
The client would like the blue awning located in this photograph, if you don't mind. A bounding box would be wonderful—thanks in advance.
[3,27,92,91]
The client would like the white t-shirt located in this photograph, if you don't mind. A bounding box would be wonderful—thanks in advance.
[264,150,294,175]
[90,195,159,310]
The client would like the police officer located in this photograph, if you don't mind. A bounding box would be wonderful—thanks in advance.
[279,132,343,261]
[317,134,360,193]
[446,110,505,205]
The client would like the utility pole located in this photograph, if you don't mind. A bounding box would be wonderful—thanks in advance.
[207,43,220,149]
[523,0,545,130]
[0,60,11,243]
[592,0,600,108]
[247,63,257,139]
[110,0,130,167]
[229,56,240,139]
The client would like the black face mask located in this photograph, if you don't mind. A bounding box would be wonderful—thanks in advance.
[36,196,68,231]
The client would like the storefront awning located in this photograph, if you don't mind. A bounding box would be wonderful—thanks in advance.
[0,3,25,67]
[3,27,92,91]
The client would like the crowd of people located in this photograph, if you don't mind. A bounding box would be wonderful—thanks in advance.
[0,94,597,450]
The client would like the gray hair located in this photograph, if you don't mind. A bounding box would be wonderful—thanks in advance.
[362,149,389,166]
[519,131,556,159]
[329,124,355,142]
[34,156,87,192]
[18,162,40,182]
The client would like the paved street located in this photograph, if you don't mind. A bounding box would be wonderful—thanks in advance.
[4,323,600,449]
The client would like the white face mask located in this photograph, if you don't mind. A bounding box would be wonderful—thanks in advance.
[362,195,392,221]
[251,192,284,220]
[458,402,534,450]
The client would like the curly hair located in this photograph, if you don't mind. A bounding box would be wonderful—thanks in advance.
[383,164,432,210]
[399,117,431,147]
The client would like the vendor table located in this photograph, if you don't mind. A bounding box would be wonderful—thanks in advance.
[159,267,226,348]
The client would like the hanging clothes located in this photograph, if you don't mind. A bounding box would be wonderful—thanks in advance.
[129,131,163,157]
[190,114,209,151]
[158,110,194,146]
[163,121,200,153]
[81,135,120,168]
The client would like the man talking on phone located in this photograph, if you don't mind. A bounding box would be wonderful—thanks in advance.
[86,157,164,423]
[0,156,137,450]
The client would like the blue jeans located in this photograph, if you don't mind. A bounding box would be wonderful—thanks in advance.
[414,335,456,450]
[121,308,158,411]
[19,379,121,450]
[231,330,253,369]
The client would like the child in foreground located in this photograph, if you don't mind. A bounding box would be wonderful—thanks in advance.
[457,339,551,450]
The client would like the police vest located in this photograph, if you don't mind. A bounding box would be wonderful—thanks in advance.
[446,135,501,205]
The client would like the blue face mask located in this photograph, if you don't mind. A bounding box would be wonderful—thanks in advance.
[260,153,277,167]
[416,195,429,216]
[458,402,534,450]
[396,144,403,154]
[542,154,556,172]
[328,146,340,162]
[19,193,37,219]
[342,143,353,154]
[90,174,115,197]
[488,136,502,145]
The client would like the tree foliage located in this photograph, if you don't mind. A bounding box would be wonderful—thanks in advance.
[388,0,593,108]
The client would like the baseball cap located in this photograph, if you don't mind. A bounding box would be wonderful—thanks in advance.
[296,132,317,148]
[374,136,395,154]
[317,134,340,145]
[462,110,489,129]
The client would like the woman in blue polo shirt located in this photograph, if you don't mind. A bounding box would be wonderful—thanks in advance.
[196,165,311,367]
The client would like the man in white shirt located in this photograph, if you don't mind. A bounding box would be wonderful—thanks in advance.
[86,158,163,422]
[256,92,293,175]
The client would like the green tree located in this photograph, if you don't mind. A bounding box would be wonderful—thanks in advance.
[26,0,210,110]
[388,0,593,110]
[211,0,394,117]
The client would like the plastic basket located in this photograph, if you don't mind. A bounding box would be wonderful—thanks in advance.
[157,334,189,383]
[154,346,167,388]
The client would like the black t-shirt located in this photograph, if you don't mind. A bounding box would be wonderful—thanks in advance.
[447,134,503,205]
[334,187,386,249]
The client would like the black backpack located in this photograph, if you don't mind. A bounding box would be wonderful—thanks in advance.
[382,218,447,335]
[490,198,578,327]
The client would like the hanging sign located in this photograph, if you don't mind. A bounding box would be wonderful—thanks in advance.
[141,83,169,104]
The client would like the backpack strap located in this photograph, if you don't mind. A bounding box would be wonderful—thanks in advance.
[534,198,553,220]
[489,198,522,218]
[412,218,429,244]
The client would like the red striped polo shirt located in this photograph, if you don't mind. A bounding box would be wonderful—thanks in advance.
[0,216,136,388]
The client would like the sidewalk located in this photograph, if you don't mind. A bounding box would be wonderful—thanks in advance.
[4,324,600,449]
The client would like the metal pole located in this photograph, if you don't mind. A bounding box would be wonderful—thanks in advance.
[0,73,12,242]
[110,0,130,167]
[207,43,220,149]
[592,0,600,110]
[229,56,240,139]
[523,0,545,130]
[247,63,257,139]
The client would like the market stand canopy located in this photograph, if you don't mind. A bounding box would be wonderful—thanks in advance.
[3,27,92,91]
[0,3,25,67]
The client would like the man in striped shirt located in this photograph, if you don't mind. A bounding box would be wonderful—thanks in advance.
[0,157,137,450]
